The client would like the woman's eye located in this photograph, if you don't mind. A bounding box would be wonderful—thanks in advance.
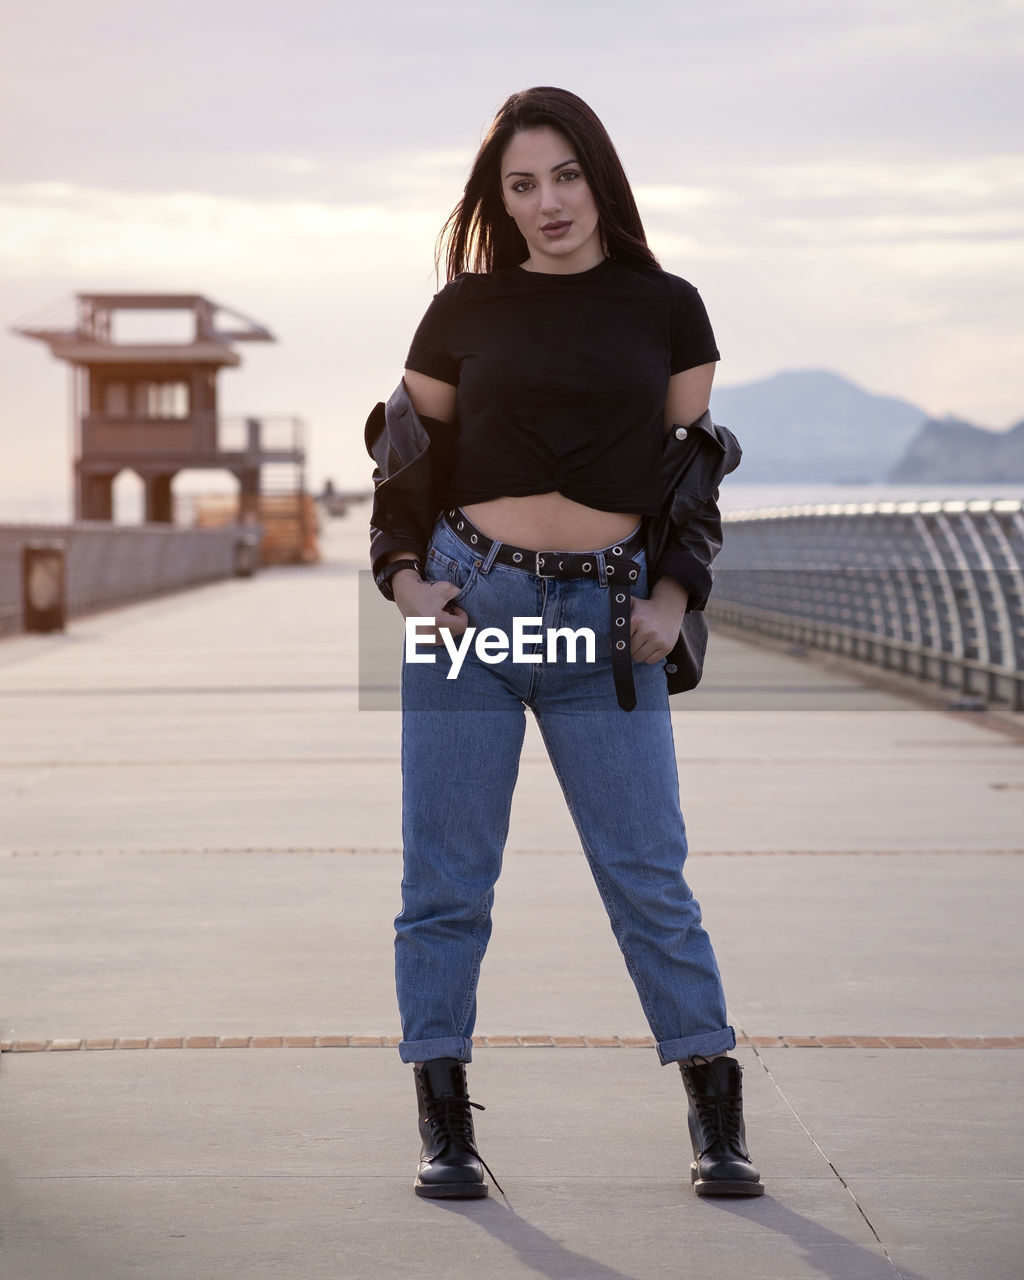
[512,181,533,194]
[558,170,580,182]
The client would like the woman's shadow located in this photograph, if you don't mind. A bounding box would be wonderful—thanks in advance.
[427,1189,929,1280]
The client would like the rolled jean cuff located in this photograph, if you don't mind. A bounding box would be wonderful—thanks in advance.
[656,1025,736,1066]
[398,1036,474,1065]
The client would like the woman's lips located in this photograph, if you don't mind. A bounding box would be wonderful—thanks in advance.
[541,221,571,239]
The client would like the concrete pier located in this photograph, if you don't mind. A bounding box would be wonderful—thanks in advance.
[2,501,1022,1279]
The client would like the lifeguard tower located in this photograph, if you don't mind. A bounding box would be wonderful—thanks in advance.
[14,293,313,560]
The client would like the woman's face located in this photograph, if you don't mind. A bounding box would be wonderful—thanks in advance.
[500,125,604,274]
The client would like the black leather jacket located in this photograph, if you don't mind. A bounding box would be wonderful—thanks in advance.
[365,379,741,693]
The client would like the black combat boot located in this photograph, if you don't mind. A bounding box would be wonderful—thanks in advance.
[678,1055,764,1196]
[413,1058,494,1199]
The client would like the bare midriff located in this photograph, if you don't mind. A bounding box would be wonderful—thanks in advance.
[461,491,641,553]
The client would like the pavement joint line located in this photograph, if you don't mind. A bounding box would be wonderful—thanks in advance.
[745,1035,904,1278]
[1,754,1020,767]
[2,846,1022,858]
[2,1035,1022,1053]
[0,757,405,768]
[0,685,362,697]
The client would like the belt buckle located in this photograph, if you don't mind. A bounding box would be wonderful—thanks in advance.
[535,552,556,578]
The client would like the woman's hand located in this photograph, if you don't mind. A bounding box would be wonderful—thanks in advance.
[630,577,688,664]
[392,570,469,641]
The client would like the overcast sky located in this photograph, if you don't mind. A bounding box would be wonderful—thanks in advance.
[2,0,1022,513]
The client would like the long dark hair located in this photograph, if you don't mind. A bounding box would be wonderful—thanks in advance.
[437,87,659,281]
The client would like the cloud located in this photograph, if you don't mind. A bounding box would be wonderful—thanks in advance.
[0,183,439,278]
[638,157,1024,232]
[5,151,1020,283]
[636,155,1024,306]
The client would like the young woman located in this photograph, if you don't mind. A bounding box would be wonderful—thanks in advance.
[367,86,762,1201]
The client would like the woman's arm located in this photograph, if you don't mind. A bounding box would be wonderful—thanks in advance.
[663,362,716,435]
[403,368,457,425]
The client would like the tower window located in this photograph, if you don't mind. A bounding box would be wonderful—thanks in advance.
[135,381,189,418]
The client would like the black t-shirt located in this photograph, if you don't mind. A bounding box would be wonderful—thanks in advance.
[405,256,720,517]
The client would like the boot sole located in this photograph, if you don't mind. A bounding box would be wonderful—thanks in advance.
[414,1181,488,1199]
[692,1178,764,1197]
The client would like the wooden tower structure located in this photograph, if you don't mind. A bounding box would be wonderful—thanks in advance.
[14,293,306,528]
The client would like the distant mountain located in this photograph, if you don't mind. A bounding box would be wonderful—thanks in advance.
[888,417,1024,482]
[708,370,928,483]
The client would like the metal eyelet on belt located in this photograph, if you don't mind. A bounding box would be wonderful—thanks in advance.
[615,593,625,603]
[612,546,623,556]
[470,534,478,544]
[606,565,615,575]
[457,521,464,531]
[582,561,591,571]
[629,570,637,580]
[448,510,456,518]
[616,617,625,626]
[512,552,523,563]
[616,640,626,650]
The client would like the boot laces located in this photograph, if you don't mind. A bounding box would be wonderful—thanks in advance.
[688,1058,746,1155]
[424,1093,483,1149]
[424,1094,506,1197]
[693,1092,744,1150]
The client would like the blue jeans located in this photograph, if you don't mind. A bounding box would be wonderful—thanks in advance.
[395,513,736,1067]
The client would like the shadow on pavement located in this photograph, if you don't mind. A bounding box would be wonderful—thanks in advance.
[431,1197,641,1280]
[427,1187,932,1280]
[707,1194,929,1280]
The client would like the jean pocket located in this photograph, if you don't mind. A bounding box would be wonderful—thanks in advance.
[446,570,480,610]
[424,545,480,609]
[424,546,463,585]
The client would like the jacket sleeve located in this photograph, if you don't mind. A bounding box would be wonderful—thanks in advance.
[365,393,455,576]
[650,417,741,613]
[653,489,723,612]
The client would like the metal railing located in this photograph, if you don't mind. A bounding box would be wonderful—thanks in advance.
[216,414,305,457]
[0,523,258,636]
[711,498,1024,709]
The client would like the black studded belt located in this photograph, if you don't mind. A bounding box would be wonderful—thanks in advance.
[442,509,644,712]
